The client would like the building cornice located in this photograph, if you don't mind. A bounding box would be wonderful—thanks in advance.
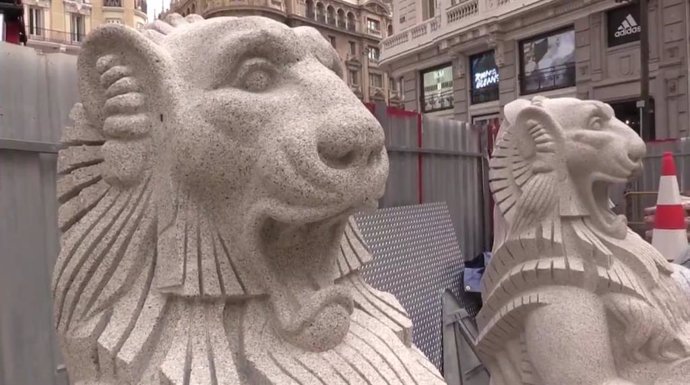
[380,0,622,69]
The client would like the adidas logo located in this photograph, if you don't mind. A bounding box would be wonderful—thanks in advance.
[615,14,641,38]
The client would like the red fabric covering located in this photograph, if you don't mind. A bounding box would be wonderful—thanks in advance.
[4,21,21,44]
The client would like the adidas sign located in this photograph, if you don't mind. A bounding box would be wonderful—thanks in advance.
[615,14,641,38]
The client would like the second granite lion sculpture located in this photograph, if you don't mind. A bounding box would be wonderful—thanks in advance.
[53,14,445,385]
[480,96,690,385]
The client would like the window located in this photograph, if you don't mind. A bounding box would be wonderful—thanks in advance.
[470,50,500,104]
[316,3,325,23]
[306,0,315,19]
[387,24,393,37]
[28,7,44,36]
[607,2,641,47]
[348,41,356,55]
[327,6,335,24]
[519,27,576,95]
[367,18,380,34]
[349,70,359,85]
[368,46,379,62]
[420,64,453,113]
[369,73,383,88]
[135,0,147,12]
[329,35,336,48]
[389,77,396,90]
[106,18,122,24]
[422,0,435,20]
[347,12,355,31]
[104,0,122,6]
[337,9,345,28]
[70,14,86,42]
[191,3,196,13]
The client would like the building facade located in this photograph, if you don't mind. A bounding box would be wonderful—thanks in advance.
[20,0,147,53]
[167,0,399,104]
[380,0,690,141]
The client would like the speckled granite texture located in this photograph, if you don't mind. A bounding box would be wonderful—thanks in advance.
[53,14,446,385]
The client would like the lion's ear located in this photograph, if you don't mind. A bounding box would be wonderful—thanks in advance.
[511,103,566,175]
[78,24,175,143]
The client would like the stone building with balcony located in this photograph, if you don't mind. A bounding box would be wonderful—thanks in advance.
[167,0,400,104]
[22,0,147,54]
[380,0,690,140]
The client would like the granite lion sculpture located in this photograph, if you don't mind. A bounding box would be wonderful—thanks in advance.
[480,96,690,385]
[53,14,445,384]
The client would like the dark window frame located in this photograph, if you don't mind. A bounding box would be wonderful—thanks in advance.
[469,50,500,105]
[419,62,454,113]
[518,26,576,95]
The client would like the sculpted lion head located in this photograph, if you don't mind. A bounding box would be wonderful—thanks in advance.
[491,96,646,242]
[53,14,444,385]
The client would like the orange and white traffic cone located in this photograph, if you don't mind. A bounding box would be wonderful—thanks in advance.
[652,152,689,263]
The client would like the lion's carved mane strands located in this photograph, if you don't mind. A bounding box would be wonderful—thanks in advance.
[477,96,690,385]
[53,13,446,385]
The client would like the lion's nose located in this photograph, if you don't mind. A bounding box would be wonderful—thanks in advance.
[627,136,646,162]
[316,118,384,170]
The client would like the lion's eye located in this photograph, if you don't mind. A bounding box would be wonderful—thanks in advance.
[243,70,271,92]
[234,58,275,93]
[589,117,603,130]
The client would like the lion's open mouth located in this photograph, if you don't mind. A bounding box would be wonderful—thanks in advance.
[590,159,641,238]
[247,201,369,350]
[593,181,623,227]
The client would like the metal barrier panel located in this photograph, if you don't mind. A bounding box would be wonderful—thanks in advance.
[0,43,76,385]
[356,202,464,371]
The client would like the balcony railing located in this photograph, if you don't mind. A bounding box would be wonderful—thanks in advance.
[380,0,547,63]
[206,0,285,12]
[27,28,84,45]
[447,0,478,24]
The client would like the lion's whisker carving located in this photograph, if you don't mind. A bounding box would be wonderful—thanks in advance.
[53,13,445,385]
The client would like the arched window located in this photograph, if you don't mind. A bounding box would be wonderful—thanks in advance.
[316,2,325,23]
[326,6,335,24]
[186,7,190,15]
[387,24,393,36]
[305,0,315,19]
[337,9,345,28]
[191,3,195,13]
[346,12,355,31]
